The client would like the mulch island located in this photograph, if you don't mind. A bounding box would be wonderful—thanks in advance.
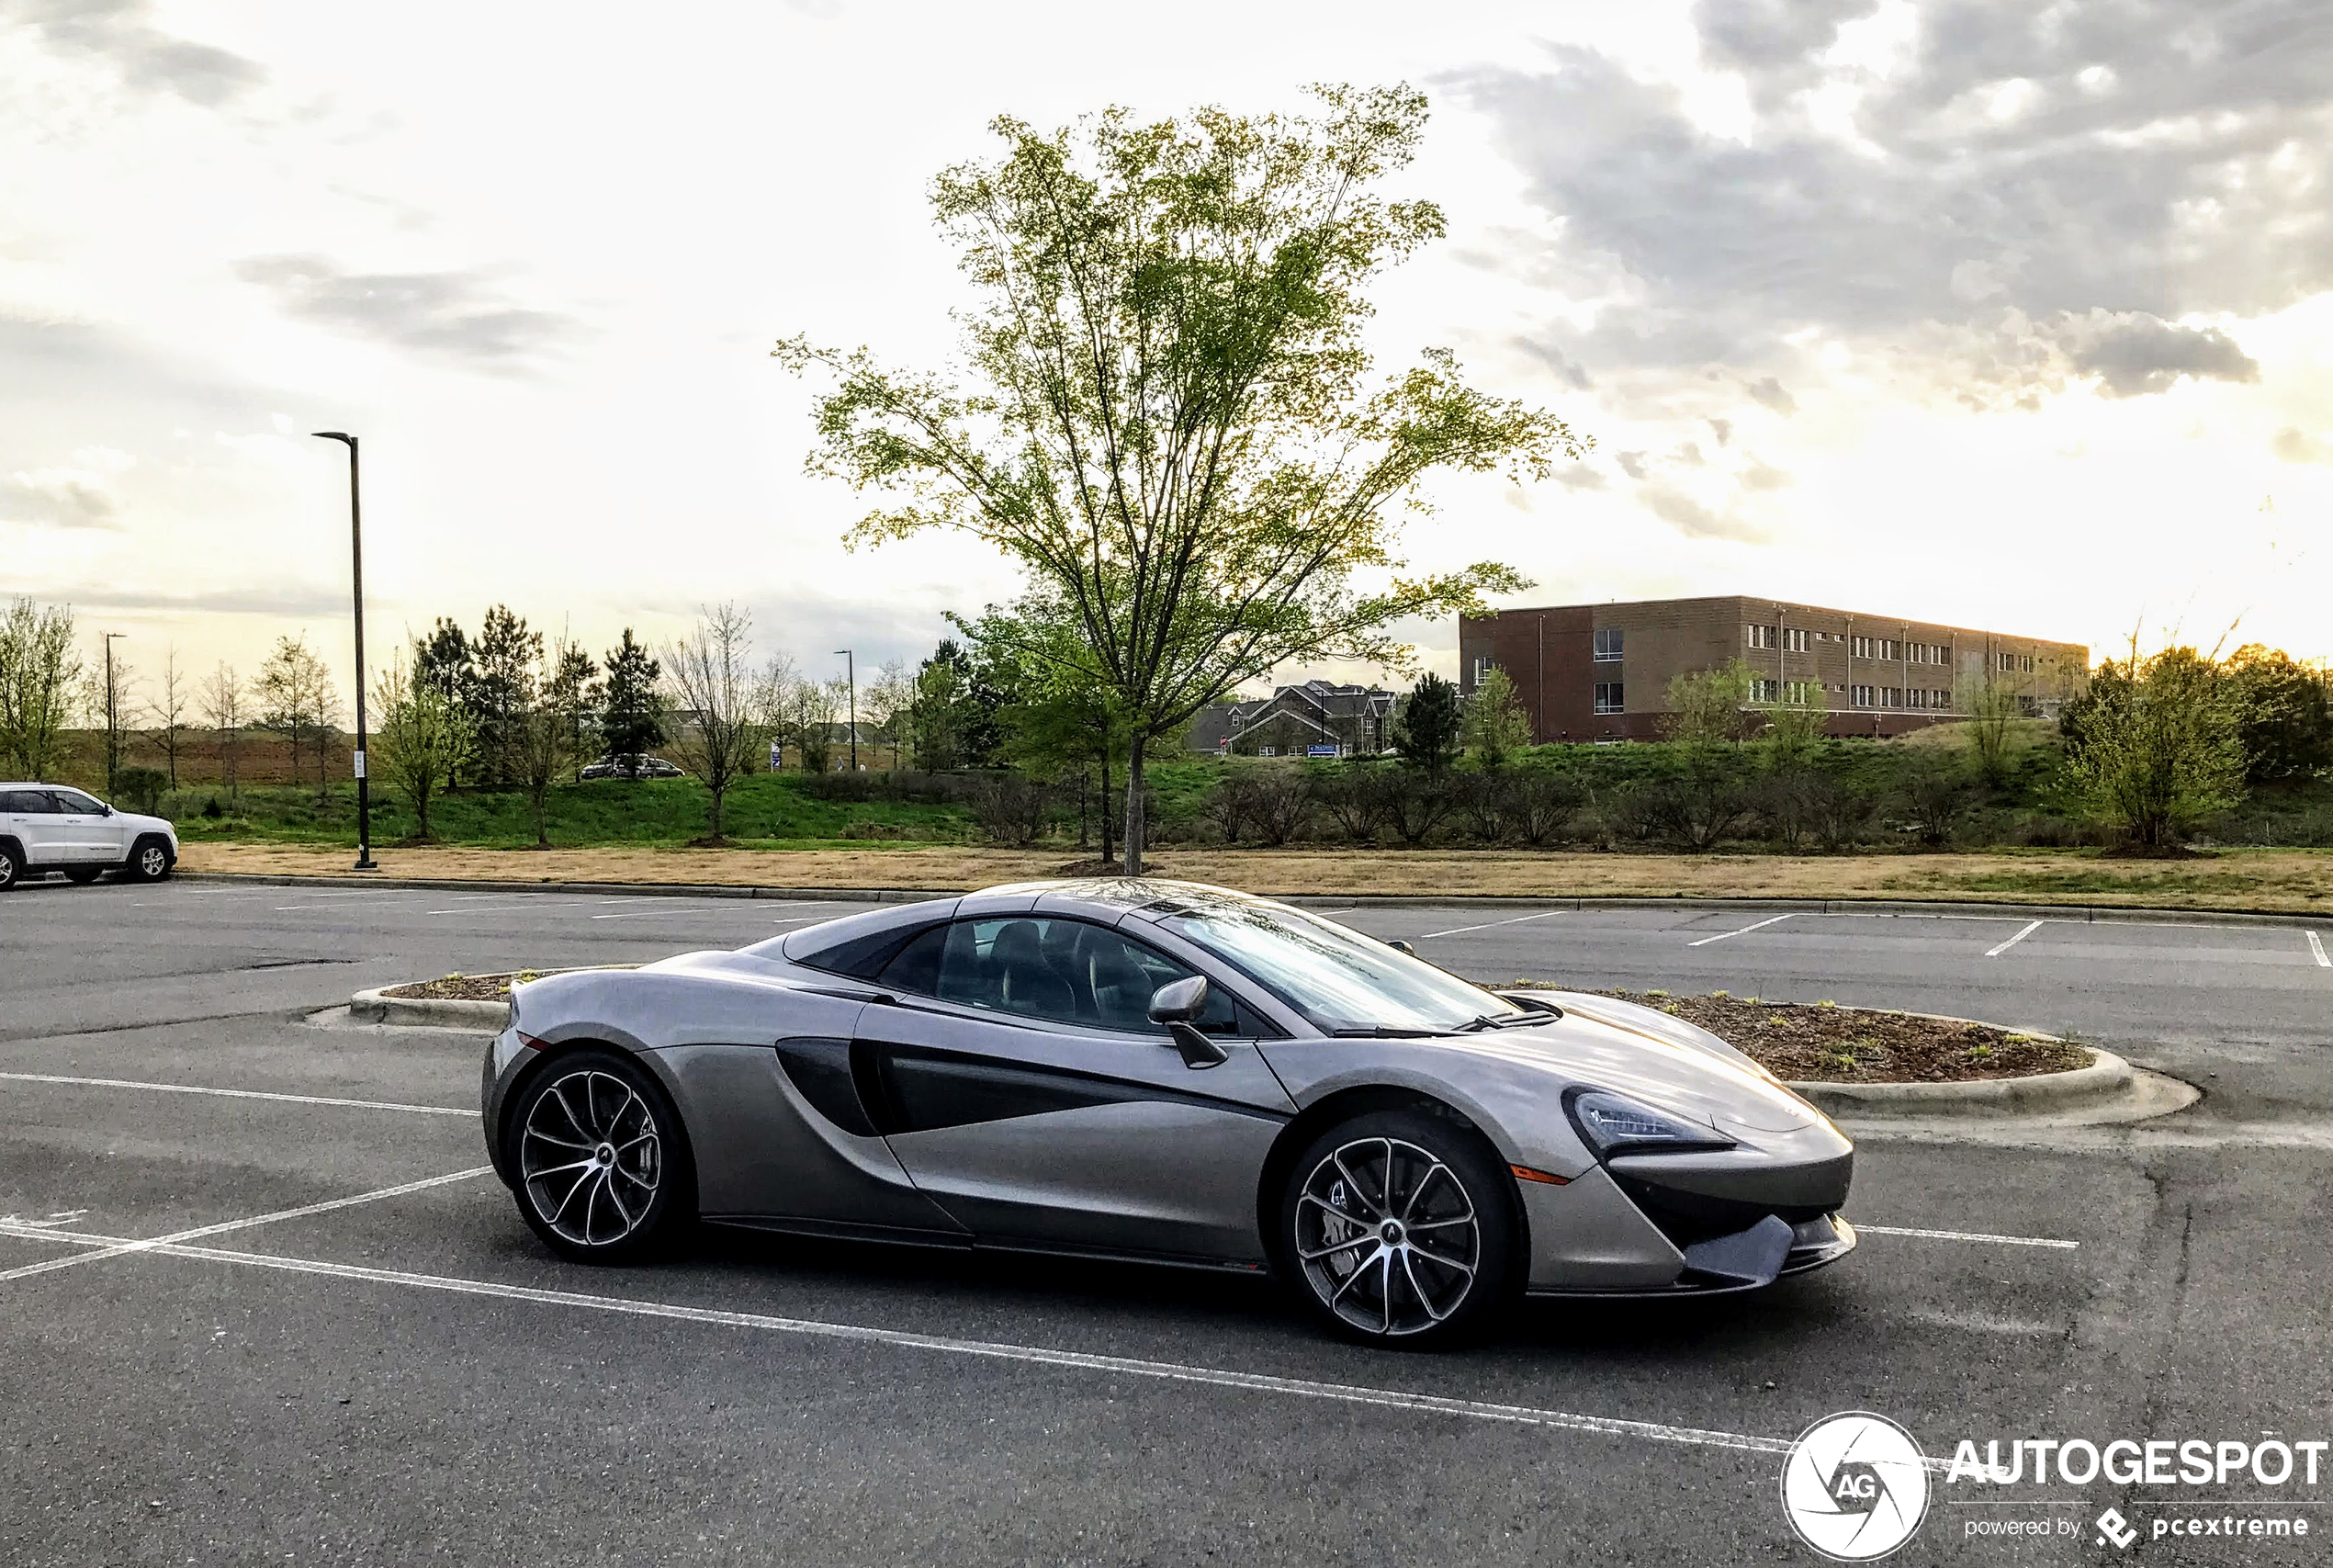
[381,974,2084,1084]
[1567,989,2087,1084]
[382,967,630,1001]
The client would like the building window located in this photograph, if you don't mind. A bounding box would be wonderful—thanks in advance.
[1746,625,1775,649]
[1785,680,1816,705]
[1471,655,1493,686]
[1852,684,1876,708]
[1750,678,1779,702]
[1592,627,1623,661]
[1781,627,1809,653]
[1593,682,1624,714]
[1933,688,1953,709]
[1852,636,1873,659]
[1882,687,1903,707]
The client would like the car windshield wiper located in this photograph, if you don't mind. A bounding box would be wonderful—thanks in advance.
[1328,1025,1445,1038]
[1458,1011,1558,1032]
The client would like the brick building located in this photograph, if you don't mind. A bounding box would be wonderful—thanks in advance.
[1456,596,2087,741]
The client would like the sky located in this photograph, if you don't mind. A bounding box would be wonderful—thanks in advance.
[4,0,2329,712]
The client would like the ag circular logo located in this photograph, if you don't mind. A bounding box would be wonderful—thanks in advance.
[1779,1411,1931,1561]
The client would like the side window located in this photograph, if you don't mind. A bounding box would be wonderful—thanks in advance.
[879,917,1257,1035]
[51,790,100,814]
[2,790,55,813]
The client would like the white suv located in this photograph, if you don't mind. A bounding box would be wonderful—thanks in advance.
[0,784,179,890]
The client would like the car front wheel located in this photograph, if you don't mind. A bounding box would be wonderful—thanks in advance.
[1279,1107,1522,1348]
[508,1049,692,1264]
[130,839,171,882]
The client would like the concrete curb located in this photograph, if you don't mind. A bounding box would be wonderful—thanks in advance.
[1786,1047,2133,1116]
[186,871,2331,928]
[349,986,507,1029]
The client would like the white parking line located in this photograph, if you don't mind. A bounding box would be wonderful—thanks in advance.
[0,1168,490,1284]
[1984,919,2045,958]
[0,1224,1799,1458]
[0,1071,470,1117]
[1685,913,1795,947]
[588,905,762,919]
[1417,911,1566,941]
[2309,931,2329,968]
[1856,1224,2078,1249]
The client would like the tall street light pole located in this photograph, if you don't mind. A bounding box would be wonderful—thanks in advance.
[102,632,125,795]
[834,649,856,772]
[312,432,377,872]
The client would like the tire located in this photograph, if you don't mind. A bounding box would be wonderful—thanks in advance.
[62,867,103,885]
[128,838,172,883]
[0,841,17,890]
[1279,1107,1522,1348]
[506,1048,693,1264]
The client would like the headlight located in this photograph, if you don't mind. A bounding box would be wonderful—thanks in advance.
[1566,1089,1736,1158]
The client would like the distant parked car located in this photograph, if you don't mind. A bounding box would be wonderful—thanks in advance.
[0,784,179,890]
[579,755,687,782]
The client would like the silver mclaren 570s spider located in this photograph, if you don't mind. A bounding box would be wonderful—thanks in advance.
[482,879,1854,1346]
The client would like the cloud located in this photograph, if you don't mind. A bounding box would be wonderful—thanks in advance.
[3,0,264,106]
[1552,463,1608,490]
[1641,485,1764,541]
[2272,427,2333,464]
[1744,377,1797,415]
[1453,1,2333,400]
[1513,334,1594,389]
[4,446,133,528]
[1614,450,1650,480]
[234,254,575,369]
[2048,310,2259,399]
[1740,457,1793,491]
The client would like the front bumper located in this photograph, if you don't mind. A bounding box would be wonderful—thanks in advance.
[1521,1118,1856,1297]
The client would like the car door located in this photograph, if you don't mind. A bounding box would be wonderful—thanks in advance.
[46,789,120,863]
[2,790,68,865]
[851,915,1296,1264]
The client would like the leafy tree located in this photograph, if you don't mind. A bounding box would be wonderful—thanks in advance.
[1460,667,1531,768]
[1661,660,1755,746]
[1391,672,1462,773]
[513,637,593,846]
[599,629,667,763]
[255,633,340,799]
[664,603,768,841]
[547,640,601,784]
[902,639,1005,772]
[468,604,542,786]
[780,85,1580,872]
[373,649,474,840]
[1955,669,2028,786]
[2225,644,2332,784]
[861,657,914,770]
[2061,646,2246,850]
[0,598,85,779]
[414,616,475,786]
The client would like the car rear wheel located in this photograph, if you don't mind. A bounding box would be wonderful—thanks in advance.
[509,1049,693,1264]
[62,867,103,885]
[0,842,17,890]
[1279,1108,1522,1348]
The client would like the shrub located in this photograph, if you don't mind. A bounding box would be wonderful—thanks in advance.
[966,775,1057,847]
[1502,770,1584,846]
[1246,772,1313,845]
[1384,770,1459,845]
[1312,767,1394,845]
[114,765,167,814]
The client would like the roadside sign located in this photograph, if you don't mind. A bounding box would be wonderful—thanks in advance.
[770,742,783,772]
[352,750,366,779]
[1306,744,1339,758]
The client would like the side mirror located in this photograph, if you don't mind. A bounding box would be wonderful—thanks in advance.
[1149,976,1228,1069]
[1148,976,1209,1024]
[1387,939,1415,956]
[99,804,114,816]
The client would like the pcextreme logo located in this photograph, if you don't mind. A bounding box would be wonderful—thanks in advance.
[1780,1412,1933,1561]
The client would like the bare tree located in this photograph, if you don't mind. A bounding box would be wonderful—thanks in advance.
[198,662,246,805]
[146,645,192,792]
[862,657,913,770]
[665,604,768,842]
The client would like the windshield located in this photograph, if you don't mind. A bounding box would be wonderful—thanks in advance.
[1153,901,1521,1034]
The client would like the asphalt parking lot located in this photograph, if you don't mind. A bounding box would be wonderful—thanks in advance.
[5,876,2332,1564]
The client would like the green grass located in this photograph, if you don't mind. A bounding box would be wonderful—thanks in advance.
[170,774,977,851]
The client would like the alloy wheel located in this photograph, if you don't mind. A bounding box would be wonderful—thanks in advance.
[1294,1135,1482,1337]
[519,1069,663,1248]
[139,844,167,879]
